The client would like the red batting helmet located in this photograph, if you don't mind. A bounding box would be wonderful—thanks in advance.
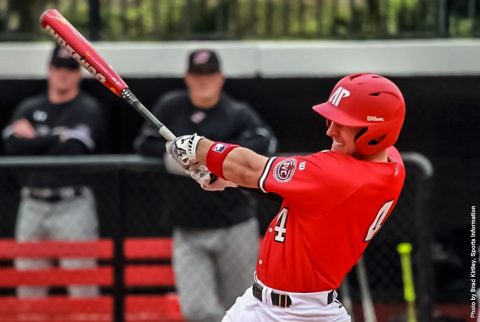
[313,73,405,155]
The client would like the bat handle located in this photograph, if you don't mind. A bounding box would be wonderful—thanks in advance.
[121,89,176,141]
[159,126,176,141]
[120,88,214,181]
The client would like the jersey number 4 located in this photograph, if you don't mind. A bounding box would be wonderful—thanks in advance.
[274,201,394,244]
[365,200,394,242]
[274,208,288,242]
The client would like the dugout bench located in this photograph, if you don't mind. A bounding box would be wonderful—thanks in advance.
[0,238,184,322]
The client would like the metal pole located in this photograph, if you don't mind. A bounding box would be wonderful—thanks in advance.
[468,0,476,35]
[437,0,448,37]
[88,0,101,40]
[113,170,126,322]
[403,152,434,322]
[315,0,322,37]
[249,0,256,37]
[283,0,290,36]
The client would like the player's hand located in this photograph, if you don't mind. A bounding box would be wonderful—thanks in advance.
[188,165,237,191]
[12,119,36,138]
[165,133,204,169]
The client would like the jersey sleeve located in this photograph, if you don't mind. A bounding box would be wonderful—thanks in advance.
[258,152,349,203]
[49,95,106,153]
[2,97,60,155]
[2,97,40,137]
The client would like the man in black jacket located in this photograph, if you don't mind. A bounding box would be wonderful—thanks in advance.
[134,49,277,322]
[2,45,106,297]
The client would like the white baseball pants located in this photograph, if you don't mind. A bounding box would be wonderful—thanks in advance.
[223,276,351,322]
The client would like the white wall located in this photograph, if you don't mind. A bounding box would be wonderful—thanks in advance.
[1,39,479,79]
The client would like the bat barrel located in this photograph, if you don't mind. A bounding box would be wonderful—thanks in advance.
[40,9,177,142]
[40,9,128,96]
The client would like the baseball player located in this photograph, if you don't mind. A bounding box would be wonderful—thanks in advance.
[2,45,106,297]
[166,73,406,321]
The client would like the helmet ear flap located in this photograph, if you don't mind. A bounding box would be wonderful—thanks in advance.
[355,126,397,155]
[354,127,367,141]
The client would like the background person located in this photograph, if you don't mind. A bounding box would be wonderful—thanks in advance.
[2,45,107,298]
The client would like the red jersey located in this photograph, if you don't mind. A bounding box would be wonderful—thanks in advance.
[256,146,405,292]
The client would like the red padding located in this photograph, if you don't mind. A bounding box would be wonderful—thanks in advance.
[126,294,184,322]
[0,295,112,313]
[125,266,175,287]
[0,239,113,259]
[124,238,172,259]
[0,267,113,286]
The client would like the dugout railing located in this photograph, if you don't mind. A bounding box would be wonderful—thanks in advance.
[0,152,433,322]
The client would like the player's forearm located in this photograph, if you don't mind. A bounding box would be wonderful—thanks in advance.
[197,138,268,188]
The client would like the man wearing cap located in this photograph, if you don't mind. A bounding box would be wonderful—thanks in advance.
[2,45,107,298]
[134,49,277,322]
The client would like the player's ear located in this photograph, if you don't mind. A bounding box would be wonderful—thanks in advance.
[184,74,192,87]
[215,73,225,87]
[325,119,332,129]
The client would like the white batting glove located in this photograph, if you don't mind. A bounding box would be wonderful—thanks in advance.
[165,133,204,169]
[188,165,237,191]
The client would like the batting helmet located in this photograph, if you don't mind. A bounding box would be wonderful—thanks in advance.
[313,73,405,155]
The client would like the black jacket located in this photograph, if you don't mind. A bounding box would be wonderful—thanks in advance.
[134,90,277,228]
[2,92,106,188]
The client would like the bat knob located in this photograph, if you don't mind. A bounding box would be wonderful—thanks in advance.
[210,174,218,184]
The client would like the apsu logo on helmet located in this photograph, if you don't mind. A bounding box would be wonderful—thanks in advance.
[273,159,297,183]
[328,86,350,107]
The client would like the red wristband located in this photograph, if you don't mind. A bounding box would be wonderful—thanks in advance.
[206,142,239,180]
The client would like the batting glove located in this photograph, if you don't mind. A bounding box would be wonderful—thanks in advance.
[188,164,237,191]
[165,133,204,169]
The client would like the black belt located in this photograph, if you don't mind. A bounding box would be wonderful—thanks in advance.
[24,187,84,203]
[252,281,334,308]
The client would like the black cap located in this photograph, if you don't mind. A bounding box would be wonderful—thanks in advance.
[50,45,80,70]
[187,49,221,74]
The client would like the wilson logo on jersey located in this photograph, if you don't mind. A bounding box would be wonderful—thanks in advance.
[273,159,296,183]
[328,86,350,107]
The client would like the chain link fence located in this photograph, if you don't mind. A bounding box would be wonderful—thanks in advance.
[0,0,479,41]
[0,153,433,321]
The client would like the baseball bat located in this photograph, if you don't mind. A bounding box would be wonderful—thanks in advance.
[356,257,377,322]
[397,242,417,322]
[39,9,176,142]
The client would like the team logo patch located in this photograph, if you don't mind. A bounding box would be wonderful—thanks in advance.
[190,111,206,124]
[213,143,227,153]
[33,110,47,122]
[273,159,296,183]
[328,86,350,107]
[193,50,211,64]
